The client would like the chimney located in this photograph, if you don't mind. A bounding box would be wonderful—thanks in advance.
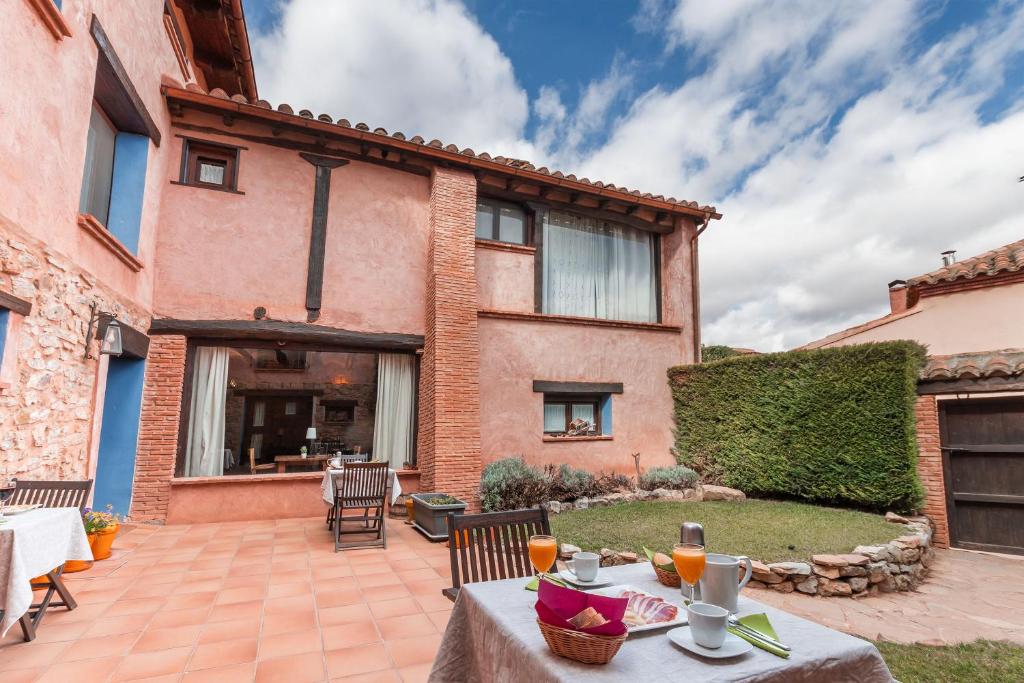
[941,250,956,267]
[888,280,909,314]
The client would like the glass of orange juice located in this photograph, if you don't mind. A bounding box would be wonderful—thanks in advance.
[673,542,706,603]
[528,534,558,577]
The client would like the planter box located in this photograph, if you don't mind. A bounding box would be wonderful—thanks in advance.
[411,492,468,541]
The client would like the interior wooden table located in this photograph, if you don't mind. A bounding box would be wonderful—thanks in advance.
[273,454,333,473]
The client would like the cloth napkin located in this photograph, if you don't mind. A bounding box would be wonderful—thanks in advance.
[728,613,790,659]
[534,578,628,636]
[525,574,569,591]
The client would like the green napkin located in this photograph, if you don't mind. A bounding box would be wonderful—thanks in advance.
[525,574,569,591]
[727,613,790,659]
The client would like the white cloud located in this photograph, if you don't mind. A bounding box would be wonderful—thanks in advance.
[250,0,532,156]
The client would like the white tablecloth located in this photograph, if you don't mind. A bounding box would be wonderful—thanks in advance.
[321,467,402,506]
[0,508,93,636]
[430,562,894,683]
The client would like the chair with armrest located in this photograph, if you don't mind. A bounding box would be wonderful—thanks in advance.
[249,448,276,475]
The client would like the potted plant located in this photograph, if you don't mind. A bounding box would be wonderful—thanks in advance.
[83,504,121,561]
[411,493,467,540]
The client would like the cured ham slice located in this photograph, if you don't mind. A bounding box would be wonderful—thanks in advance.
[620,590,679,626]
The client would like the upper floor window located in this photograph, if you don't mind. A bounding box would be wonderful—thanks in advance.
[476,199,527,245]
[180,140,240,192]
[541,210,658,323]
[80,105,118,226]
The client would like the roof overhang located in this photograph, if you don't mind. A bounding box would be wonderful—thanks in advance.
[173,0,258,102]
[162,85,722,230]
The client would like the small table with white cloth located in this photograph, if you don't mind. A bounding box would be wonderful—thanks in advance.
[430,561,894,682]
[0,507,93,641]
[320,466,402,506]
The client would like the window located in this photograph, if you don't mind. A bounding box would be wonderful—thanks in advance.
[541,210,658,323]
[543,395,602,435]
[0,309,8,365]
[180,140,240,192]
[79,105,117,225]
[163,1,192,80]
[476,199,527,245]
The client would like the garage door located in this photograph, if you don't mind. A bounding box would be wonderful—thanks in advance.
[940,398,1024,555]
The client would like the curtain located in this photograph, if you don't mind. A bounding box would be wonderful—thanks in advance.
[184,346,230,477]
[542,211,657,322]
[372,353,415,469]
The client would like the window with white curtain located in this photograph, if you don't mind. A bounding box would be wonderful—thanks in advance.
[541,211,658,322]
[543,396,602,435]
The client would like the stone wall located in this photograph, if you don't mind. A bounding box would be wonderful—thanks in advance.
[747,514,934,597]
[0,222,148,480]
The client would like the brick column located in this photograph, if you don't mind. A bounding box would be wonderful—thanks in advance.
[417,167,482,507]
[131,335,187,522]
[915,394,949,547]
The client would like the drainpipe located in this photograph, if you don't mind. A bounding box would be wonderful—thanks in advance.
[690,214,712,363]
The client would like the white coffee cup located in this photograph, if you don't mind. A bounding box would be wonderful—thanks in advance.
[687,601,729,649]
[566,551,600,582]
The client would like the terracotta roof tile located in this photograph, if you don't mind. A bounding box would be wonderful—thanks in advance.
[921,349,1024,381]
[908,238,1024,287]
[165,84,719,217]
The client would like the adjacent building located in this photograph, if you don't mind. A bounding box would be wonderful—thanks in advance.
[803,240,1024,554]
[0,0,720,523]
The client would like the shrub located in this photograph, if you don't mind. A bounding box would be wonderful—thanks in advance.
[669,341,926,511]
[546,464,597,501]
[480,457,551,512]
[701,344,744,363]
[639,465,698,491]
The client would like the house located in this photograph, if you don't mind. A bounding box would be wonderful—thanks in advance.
[802,240,1024,555]
[0,0,720,524]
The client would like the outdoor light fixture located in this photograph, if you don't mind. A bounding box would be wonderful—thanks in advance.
[306,427,317,455]
[83,302,124,359]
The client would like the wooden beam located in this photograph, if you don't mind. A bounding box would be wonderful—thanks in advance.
[149,318,425,351]
[480,187,673,235]
[532,380,624,395]
[90,15,161,145]
[299,153,349,322]
[97,315,149,359]
[918,377,1024,395]
[0,290,32,316]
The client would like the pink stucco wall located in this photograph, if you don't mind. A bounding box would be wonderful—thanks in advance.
[153,115,431,335]
[0,0,191,307]
[819,282,1024,355]
[475,247,535,312]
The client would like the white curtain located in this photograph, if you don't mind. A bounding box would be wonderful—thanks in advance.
[372,353,415,469]
[542,211,657,322]
[184,347,230,477]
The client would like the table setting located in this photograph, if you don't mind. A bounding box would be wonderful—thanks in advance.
[319,460,403,506]
[430,527,895,682]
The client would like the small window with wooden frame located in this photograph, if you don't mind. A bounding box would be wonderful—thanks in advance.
[476,197,528,245]
[543,394,601,436]
[178,138,242,193]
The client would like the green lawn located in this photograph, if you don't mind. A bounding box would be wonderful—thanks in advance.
[549,500,899,562]
[876,640,1024,683]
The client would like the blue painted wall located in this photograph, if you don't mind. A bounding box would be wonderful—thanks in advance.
[107,133,149,254]
[0,309,8,363]
[600,395,613,435]
[94,356,146,516]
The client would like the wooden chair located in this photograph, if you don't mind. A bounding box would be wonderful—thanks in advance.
[443,507,551,602]
[249,448,275,475]
[10,479,93,512]
[331,462,388,551]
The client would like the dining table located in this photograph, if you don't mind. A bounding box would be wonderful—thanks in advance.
[273,454,333,473]
[320,465,402,506]
[0,507,93,641]
[430,562,894,682]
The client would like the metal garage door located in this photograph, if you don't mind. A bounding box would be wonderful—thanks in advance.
[940,398,1024,555]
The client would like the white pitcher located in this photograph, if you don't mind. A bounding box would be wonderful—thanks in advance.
[699,553,753,613]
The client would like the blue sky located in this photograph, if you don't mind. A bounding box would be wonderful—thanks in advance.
[241,0,1024,349]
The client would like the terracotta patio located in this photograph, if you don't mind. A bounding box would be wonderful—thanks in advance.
[0,518,452,682]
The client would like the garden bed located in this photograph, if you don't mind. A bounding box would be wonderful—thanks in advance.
[550,500,933,596]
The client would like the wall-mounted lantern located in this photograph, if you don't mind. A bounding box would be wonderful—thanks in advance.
[84,302,123,359]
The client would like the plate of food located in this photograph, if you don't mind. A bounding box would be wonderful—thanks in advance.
[588,584,687,632]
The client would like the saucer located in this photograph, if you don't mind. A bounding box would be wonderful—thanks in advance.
[667,628,753,659]
[556,569,612,588]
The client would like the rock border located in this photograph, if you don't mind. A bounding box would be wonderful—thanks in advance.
[555,503,934,598]
[542,483,744,514]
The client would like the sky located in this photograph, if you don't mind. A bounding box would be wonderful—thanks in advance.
[242,0,1024,351]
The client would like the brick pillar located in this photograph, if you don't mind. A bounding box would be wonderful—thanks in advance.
[417,167,482,507]
[915,394,949,547]
[131,335,187,522]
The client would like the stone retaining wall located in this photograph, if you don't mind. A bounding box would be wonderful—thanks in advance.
[543,483,744,514]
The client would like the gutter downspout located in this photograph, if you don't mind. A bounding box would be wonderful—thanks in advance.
[690,213,712,363]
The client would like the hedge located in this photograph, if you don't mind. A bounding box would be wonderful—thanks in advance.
[668,341,926,511]
[701,344,745,362]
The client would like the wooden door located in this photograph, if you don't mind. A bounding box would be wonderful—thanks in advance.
[243,395,314,463]
[940,398,1024,555]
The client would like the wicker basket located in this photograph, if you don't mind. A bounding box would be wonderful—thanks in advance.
[537,619,627,665]
[653,563,682,588]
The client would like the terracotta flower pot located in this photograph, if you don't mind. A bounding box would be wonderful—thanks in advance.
[89,523,119,561]
[404,498,416,524]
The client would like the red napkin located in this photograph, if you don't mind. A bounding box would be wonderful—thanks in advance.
[535,579,628,636]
